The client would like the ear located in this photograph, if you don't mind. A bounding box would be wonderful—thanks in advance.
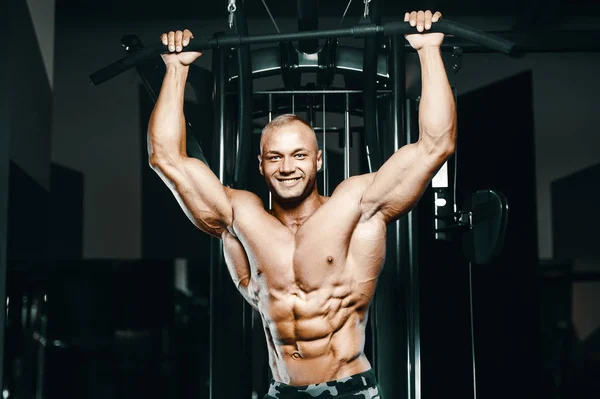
[316,150,323,172]
[258,154,264,176]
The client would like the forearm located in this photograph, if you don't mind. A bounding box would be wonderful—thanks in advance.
[417,47,456,155]
[148,64,189,164]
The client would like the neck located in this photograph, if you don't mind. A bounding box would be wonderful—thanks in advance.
[271,187,324,229]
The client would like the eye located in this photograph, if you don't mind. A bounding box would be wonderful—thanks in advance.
[295,154,307,159]
[269,155,281,161]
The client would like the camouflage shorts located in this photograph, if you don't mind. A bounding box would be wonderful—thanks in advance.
[264,369,381,398]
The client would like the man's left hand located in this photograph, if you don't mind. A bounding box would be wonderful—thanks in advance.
[404,10,444,51]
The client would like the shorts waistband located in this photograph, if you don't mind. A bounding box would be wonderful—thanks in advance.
[267,369,378,398]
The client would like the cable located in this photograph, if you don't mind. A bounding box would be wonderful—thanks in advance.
[453,87,459,216]
[338,0,355,28]
[468,262,478,399]
[260,0,281,33]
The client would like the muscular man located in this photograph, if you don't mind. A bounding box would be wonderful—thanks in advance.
[149,10,455,399]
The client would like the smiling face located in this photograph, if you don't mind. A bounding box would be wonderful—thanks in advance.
[258,115,322,204]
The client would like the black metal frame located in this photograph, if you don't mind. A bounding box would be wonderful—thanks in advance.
[89,19,515,86]
[0,0,16,392]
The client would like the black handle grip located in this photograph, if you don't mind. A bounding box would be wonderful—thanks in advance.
[89,36,213,85]
[383,20,514,54]
[89,19,515,86]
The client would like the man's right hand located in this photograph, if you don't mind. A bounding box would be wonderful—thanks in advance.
[160,29,202,67]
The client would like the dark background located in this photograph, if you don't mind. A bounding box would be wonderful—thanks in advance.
[2,0,600,398]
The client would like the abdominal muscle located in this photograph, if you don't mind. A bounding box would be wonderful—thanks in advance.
[257,284,372,386]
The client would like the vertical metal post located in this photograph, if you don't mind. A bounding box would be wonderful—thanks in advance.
[0,0,13,391]
[292,94,296,114]
[322,94,328,195]
[232,0,253,190]
[306,95,313,127]
[210,44,247,399]
[35,310,46,399]
[297,0,320,53]
[344,93,351,179]
[268,93,273,209]
[373,33,408,399]
[361,1,383,172]
[209,45,226,399]
[406,97,421,399]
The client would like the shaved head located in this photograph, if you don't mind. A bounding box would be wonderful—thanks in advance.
[260,114,318,154]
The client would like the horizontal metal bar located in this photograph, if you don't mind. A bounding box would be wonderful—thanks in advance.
[253,126,363,134]
[89,19,514,85]
[206,20,513,52]
[225,90,393,95]
[442,30,600,53]
[253,90,365,94]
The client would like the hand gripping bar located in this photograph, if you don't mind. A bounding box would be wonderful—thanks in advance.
[90,19,515,85]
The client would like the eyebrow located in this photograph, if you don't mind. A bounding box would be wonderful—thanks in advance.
[265,148,309,155]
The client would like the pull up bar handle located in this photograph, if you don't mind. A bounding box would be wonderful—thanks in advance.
[90,19,514,86]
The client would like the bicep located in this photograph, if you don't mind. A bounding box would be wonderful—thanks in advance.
[151,156,234,237]
[360,143,445,223]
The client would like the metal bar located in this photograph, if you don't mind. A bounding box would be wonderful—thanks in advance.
[90,19,515,85]
[210,46,228,399]
[307,96,313,127]
[322,94,328,195]
[441,30,600,53]
[344,93,351,179]
[252,126,363,134]
[0,0,13,390]
[314,126,349,132]
[297,0,320,53]
[260,0,281,33]
[292,94,295,114]
[390,33,407,399]
[92,26,600,87]
[268,94,273,209]
[405,98,421,399]
[362,17,382,172]
[201,20,514,52]
[231,4,253,398]
[35,313,46,399]
[233,0,253,190]
[254,90,372,94]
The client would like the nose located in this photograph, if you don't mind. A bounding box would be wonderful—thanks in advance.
[279,156,295,174]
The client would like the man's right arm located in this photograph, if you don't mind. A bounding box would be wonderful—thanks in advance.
[148,31,232,238]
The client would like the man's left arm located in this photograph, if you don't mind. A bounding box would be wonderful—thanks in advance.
[360,10,457,224]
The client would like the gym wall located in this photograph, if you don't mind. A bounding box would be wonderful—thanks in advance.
[1,0,56,388]
[454,46,600,261]
[10,0,54,191]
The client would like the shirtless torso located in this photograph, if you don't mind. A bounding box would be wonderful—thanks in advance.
[223,176,383,385]
[151,12,454,389]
